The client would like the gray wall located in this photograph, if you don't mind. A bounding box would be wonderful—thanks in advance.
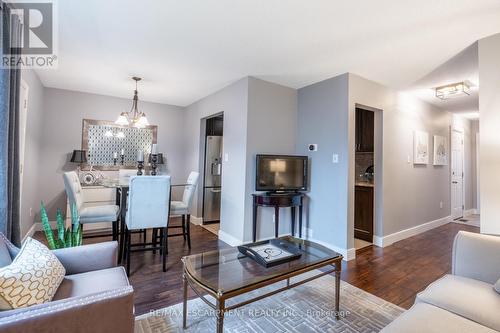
[183,78,249,242]
[19,70,44,237]
[183,77,297,244]
[244,77,297,242]
[296,74,350,251]
[479,33,500,235]
[38,88,185,219]
[349,74,453,243]
[295,72,464,253]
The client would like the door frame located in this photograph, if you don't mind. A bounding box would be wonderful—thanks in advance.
[200,112,224,225]
[451,127,465,220]
[352,103,382,247]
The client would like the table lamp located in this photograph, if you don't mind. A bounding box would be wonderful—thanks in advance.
[70,150,87,172]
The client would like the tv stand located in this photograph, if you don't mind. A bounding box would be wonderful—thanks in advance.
[252,192,305,242]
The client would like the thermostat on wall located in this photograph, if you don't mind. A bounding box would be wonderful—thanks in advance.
[308,144,318,151]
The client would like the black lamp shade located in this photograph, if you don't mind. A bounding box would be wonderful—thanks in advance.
[148,153,164,164]
[70,150,87,163]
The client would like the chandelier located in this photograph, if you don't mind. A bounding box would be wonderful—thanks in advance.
[115,77,149,128]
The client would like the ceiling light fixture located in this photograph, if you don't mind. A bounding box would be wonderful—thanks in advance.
[115,77,150,128]
[435,81,471,100]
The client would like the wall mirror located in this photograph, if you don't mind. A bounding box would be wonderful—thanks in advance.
[81,119,158,170]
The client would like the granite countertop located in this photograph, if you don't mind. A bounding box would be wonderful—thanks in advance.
[355,181,374,188]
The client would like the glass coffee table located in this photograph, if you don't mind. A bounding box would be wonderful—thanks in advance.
[182,236,343,333]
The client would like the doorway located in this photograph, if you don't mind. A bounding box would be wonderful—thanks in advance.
[201,114,223,232]
[451,128,464,220]
[354,106,375,250]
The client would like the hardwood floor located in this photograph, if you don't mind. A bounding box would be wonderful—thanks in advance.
[342,222,479,309]
[34,220,479,315]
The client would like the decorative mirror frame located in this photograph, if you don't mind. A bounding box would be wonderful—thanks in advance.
[81,119,158,171]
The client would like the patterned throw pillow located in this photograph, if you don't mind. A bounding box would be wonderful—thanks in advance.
[495,278,500,294]
[0,237,66,310]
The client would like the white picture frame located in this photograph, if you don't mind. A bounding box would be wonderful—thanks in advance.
[413,130,429,164]
[433,135,448,166]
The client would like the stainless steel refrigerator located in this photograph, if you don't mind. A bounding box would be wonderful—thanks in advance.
[203,136,222,223]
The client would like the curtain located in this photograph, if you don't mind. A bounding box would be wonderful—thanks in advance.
[0,2,22,246]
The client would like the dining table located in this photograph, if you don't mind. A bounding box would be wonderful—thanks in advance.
[101,178,188,262]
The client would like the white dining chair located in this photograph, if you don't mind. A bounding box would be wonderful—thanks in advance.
[63,171,120,240]
[167,171,199,249]
[151,171,200,251]
[118,168,147,242]
[124,175,171,276]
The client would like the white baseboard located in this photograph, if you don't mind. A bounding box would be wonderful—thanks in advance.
[464,209,478,216]
[219,227,355,261]
[306,237,356,261]
[373,215,452,247]
[22,223,37,243]
[218,230,243,246]
[302,227,355,261]
[189,215,203,225]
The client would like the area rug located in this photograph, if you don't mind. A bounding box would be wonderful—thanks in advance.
[135,273,404,333]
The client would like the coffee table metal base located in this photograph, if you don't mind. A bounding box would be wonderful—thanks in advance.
[182,259,342,333]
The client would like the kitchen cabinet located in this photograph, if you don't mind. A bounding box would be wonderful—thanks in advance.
[355,108,374,152]
[354,185,373,242]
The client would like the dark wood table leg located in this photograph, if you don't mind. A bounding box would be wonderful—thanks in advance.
[298,204,303,238]
[291,206,296,237]
[216,299,225,333]
[182,270,188,329]
[253,203,258,242]
[335,262,341,320]
[274,206,280,238]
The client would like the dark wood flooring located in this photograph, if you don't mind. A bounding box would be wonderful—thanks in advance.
[34,220,479,315]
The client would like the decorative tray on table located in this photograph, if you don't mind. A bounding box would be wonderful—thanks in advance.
[237,238,302,268]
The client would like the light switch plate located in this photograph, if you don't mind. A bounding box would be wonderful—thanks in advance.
[224,153,229,162]
[332,154,339,163]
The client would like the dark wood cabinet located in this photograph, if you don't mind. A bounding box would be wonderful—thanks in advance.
[355,108,374,152]
[354,185,373,242]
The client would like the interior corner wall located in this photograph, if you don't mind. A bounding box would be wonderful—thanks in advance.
[183,78,250,243]
[348,73,452,244]
[478,33,500,235]
[243,77,298,242]
[296,73,350,252]
[19,70,44,238]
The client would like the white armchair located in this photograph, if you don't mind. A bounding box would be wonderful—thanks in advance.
[382,231,500,333]
[63,171,120,240]
[124,176,171,276]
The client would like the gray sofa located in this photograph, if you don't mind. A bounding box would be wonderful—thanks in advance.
[0,233,134,333]
[382,231,500,333]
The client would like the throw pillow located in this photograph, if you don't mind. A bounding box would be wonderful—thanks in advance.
[0,237,66,310]
[495,278,500,294]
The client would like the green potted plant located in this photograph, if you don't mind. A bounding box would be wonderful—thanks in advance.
[40,201,83,249]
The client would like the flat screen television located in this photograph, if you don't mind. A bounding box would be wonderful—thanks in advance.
[256,154,308,192]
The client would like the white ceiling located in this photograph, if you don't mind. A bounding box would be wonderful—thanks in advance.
[406,42,479,118]
[36,0,500,107]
